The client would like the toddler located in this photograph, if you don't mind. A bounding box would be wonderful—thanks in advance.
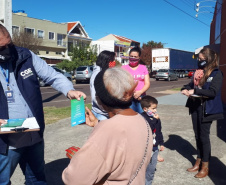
[140,95,164,185]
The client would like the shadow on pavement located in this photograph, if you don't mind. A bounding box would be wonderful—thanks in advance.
[164,135,226,184]
[45,158,70,185]
[164,134,197,165]
[209,156,226,184]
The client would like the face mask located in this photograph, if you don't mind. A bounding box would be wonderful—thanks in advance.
[146,109,155,117]
[109,61,116,68]
[0,44,15,63]
[129,57,139,67]
[0,47,11,63]
[198,60,207,69]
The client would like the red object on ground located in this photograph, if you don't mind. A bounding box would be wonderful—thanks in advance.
[65,146,80,159]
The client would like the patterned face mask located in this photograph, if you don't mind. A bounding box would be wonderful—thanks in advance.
[129,57,139,67]
[109,61,116,68]
[146,109,156,117]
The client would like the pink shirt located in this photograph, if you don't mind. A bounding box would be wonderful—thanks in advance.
[122,64,149,91]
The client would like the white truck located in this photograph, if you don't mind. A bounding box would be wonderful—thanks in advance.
[152,48,197,78]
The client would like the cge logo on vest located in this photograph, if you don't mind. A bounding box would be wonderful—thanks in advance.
[20,68,33,79]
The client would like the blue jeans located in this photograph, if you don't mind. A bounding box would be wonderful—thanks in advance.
[92,111,108,121]
[145,148,159,185]
[0,140,47,185]
[130,98,143,114]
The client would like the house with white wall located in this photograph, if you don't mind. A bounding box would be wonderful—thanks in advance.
[91,34,140,64]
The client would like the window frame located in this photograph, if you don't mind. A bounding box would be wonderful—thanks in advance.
[57,33,65,46]
[24,27,35,35]
[37,30,44,39]
[49,32,55,40]
[12,25,20,35]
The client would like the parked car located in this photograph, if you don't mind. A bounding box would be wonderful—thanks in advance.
[75,65,93,83]
[188,70,195,78]
[149,71,157,78]
[51,66,72,81]
[39,66,72,87]
[155,69,178,81]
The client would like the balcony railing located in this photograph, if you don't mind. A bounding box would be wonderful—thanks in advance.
[57,40,67,47]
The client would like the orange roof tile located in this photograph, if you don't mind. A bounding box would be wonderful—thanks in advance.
[113,34,139,43]
[67,22,77,32]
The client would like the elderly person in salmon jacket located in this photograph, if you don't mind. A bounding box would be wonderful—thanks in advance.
[62,67,153,185]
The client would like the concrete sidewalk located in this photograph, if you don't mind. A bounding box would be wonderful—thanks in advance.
[11,93,226,185]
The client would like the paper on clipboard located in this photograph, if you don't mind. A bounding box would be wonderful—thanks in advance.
[190,94,202,98]
[0,117,40,132]
[190,94,208,98]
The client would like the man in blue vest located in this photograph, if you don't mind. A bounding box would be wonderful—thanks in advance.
[0,24,86,184]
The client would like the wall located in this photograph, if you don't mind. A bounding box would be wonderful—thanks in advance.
[219,2,226,105]
[91,40,115,54]
[12,14,67,56]
[211,1,226,143]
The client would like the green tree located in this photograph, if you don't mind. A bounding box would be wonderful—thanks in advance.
[57,44,97,74]
[145,41,164,48]
[141,41,164,70]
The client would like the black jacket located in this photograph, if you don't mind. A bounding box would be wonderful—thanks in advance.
[0,46,44,154]
[141,112,164,147]
[181,68,224,122]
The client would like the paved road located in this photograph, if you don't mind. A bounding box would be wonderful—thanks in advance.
[41,78,190,108]
[11,92,226,185]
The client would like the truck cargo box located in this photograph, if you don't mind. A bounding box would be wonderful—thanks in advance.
[152,48,197,72]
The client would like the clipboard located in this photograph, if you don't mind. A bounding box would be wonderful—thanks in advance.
[0,117,40,134]
[190,94,208,98]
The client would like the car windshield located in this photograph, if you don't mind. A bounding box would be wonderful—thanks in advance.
[77,67,87,71]
[158,69,168,72]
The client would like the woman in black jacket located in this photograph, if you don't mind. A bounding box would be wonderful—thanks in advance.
[181,47,224,178]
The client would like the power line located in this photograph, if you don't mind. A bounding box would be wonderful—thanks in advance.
[181,0,195,9]
[182,0,213,21]
[163,0,210,27]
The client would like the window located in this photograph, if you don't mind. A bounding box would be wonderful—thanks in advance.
[49,32,55,40]
[12,26,19,35]
[57,34,66,46]
[57,34,63,45]
[38,30,44,38]
[24,28,34,35]
[46,51,49,54]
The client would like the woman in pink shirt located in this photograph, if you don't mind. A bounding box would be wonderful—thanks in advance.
[122,46,150,113]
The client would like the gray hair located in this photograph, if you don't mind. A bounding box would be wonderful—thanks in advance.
[103,67,135,101]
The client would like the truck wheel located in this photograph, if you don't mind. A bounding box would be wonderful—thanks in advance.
[156,78,159,81]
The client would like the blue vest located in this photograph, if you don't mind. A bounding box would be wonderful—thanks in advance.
[0,47,45,154]
[203,69,223,115]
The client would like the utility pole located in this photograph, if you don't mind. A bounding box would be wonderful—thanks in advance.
[0,0,12,36]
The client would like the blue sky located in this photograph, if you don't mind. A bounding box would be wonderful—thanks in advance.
[12,0,216,52]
